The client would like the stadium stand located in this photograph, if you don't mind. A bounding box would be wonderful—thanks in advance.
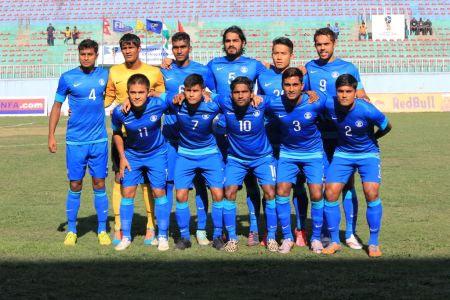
[0,0,448,78]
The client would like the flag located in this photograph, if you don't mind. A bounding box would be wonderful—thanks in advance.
[135,19,145,32]
[162,22,170,48]
[146,19,162,34]
[113,20,133,33]
[103,18,110,35]
[177,20,185,32]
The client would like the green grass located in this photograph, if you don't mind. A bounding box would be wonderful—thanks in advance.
[0,114,450,299]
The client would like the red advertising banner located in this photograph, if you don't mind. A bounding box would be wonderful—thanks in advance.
[0,98,47,116]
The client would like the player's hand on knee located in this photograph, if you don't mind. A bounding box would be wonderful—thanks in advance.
[306,90,319,103]
[48,135,57,153]
[172,93,185,105]
[161,58,173,69]
[121,98,131,113]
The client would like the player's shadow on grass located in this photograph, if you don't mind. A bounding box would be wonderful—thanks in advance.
[2,258,450,299]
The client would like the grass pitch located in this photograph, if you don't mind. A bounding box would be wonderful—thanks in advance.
[0,114,449,299]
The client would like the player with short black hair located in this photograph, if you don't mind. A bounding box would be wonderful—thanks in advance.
[48,39,110,246]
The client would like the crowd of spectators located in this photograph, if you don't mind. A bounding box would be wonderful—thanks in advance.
[410,17,433,35]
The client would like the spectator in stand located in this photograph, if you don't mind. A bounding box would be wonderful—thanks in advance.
[46,23,55,46]
[63,26,72,45]
[410,17,418,35]
[332,22,340,39]
[424,19,432,35]
[72,26,80,45]
[359,22,367,40]
[418,18,424,35]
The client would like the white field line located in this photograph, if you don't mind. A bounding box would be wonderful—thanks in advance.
[0,122,35,128]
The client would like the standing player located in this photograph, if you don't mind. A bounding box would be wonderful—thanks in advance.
[265,68,327,254]
[161,32,216,246]
[257,37,311,247]
[48,39,110,246]
[168,74,225,250]
[322,74,391,257]
[207,25,267,246]
[105,33,165,246]
[217,77,278,252]
[111,74,171,251]
[304,27,369,249]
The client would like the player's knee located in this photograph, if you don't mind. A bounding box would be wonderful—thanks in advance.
[176,190,189,202]
[363,188,379,201]
[122,188,136,199]
[310,188,323,201]
[152,188,165,199]
[276,183,290,197]
[92,178,105,190]
[225,186,238,200]
[324,186,339,202]
[210,188,224,201]
[262,185,276,200]
[69,181,82,192]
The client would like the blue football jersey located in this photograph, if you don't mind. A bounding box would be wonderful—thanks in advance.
[257,66,283,97]
[55,67,108,144]
[207,56,266,96]
[161,60,216,141]
[266,93,327,154]
[216,95,272,160]
[325,98,389,154]
[304,58,363,97]
[166,97,221,154]
[111,96,168,156]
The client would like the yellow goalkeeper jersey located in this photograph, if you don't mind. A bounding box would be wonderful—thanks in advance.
[104,62,165,107]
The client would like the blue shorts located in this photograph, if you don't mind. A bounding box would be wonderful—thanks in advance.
[166,140,178,182]
[174,152,224,189]
[121,147,168,189]
[277,156,324,185]
[326,154,381,184]
[224,155,276,187]
[66,141,108,181]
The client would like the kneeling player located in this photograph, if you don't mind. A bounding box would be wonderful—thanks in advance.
[171,74,225,250]
[111,74,171,251]
[217,77,278,252]
[323,74,391,257]
[48,39,110,246]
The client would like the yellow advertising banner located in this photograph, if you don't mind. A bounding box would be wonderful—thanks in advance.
[369,93,450,112]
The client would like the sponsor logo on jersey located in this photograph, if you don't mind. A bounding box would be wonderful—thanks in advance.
[355,120,364,127]
[99,79,105,86]
[331,71,339,78]
[216,66,225,71]
[304,112,312,119]
[150,115,158,122]
[253,110,261,117]
[240,66,248,73]
[73,82,82,87]
[264,82,273,87]
[202,114,210,120]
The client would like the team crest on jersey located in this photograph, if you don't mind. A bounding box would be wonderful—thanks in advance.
[304,112,312,119]
[150,115,158,122]
[331,71,340,78]
[99,79,105,86]
[355,120,364,127]
[202,114,210,120]
[253,110,261,117]
[240,66,248,73]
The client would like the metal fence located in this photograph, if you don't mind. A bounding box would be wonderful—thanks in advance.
[0,57,448,79]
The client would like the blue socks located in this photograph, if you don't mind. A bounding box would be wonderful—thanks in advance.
[194,182,208,230]
[176,201,190,240]
[66,189,81,233]
[324,200,341,244]
[367,198,383,246]
[166,182,174,215]
[211,201,224,239]
[293,184,308,230]
[155,196,170,239]
[311,199,324,241]
[343,188,358,239]
[276,195,293,240]
[265,199,277,240]
[93,188,108,233]
[223,199,237,240]
[120,197,134,240]
[245,177,261,233]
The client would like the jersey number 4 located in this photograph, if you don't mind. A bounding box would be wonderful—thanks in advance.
[88,88,96,101]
